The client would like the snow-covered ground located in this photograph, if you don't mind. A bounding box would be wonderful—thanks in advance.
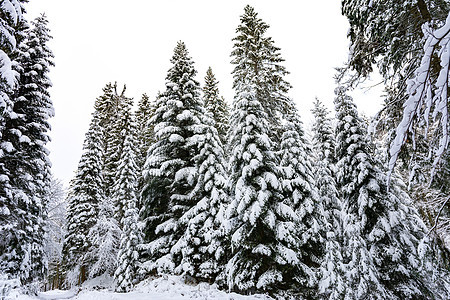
[8,275,274,300]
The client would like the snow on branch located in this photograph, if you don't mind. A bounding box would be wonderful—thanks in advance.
[389,12,450,180]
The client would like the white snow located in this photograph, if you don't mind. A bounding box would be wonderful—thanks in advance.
[33,275,273,300]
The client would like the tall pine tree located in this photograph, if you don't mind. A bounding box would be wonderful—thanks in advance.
[202,67,229,145]
[278,109,323,297]
[1,6,55,286]
[114,132,142,292]
[225,7,304,293]
[139,41,205,275]
[230,5,292,143]
[311,98,345,299]
[0,0,27,281]
[62,113,104,286]
[334,86,440,299]
[12,13,54,283]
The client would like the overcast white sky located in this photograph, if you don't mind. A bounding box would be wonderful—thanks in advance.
[26,0,384,186]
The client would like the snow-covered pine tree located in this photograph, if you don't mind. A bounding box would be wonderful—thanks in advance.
[0,0,28,282]
[101,84,129,199]
[311,98,345,299]
[177,113,229,284]
[277,108,323,297]
[135,93,155,191]
[139,41,205,275]
[311,98,336,164]
[202,67,229,145]
[226,78,300,294]
[226,13,305,291]
[0,0,25,117]
[62,113,104,286]
[334,86,439,299]
[8,13,55,284]
[86,86,135,280]
[44,178,66,290]
[230,5,292,143]
[114,130,142,292]
[109,87,134,222]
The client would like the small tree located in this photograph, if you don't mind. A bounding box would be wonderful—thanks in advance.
[44,178,66,290]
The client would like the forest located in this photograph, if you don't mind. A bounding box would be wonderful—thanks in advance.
[1,1,450,299]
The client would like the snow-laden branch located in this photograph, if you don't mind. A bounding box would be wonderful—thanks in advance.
[389,12,450,180]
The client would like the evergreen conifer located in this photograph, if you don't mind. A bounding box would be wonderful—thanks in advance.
[139,41,205,274]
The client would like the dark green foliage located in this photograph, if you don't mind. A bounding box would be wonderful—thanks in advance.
[230,5,292,143]
[62,114,104,285]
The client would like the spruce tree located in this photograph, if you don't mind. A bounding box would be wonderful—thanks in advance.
[177,113,229,284]
[62,113,104,285]
[86,86,134,279]
[230,5,292,143]
[226,21,306,294]
[101,84,128,199]
[334,86,439,299]
[0,0,26,280]
[278,109,323,297]
[1,5,55,285]
[10,13,54,284]
[114,133,142,292]
[311,98,345,299]
[139,41,205,274]
[135,93,155,191]
[109,88,134,221]
[0,0,25,117]
[202,67,229,144]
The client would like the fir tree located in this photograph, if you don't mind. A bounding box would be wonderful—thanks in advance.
[202,67,229,144]
[278,109,323,297]
[226,31,303,296]
[114,133,142,292]
[135,93,155,191]
[9,13,54,283]
[1,6,55,285]
[334,86,439,299]
[62,114,104,286]
[0,0,26,281]
[0,0,25,117]
[109,88,134,221]
[311,98,345,299]
[177,113,229,284]
[230,5,292,143]
[139,41,205,274]
[88,88,136,280]
[101,83,129,199]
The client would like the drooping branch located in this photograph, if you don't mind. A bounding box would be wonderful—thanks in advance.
[389,12,450,181]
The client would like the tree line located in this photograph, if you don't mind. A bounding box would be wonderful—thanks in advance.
[1,1,450,299]
[61,4,450,299]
